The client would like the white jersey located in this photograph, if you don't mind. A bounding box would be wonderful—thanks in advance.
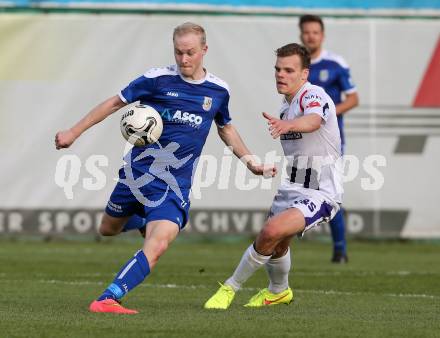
[278,81,343,203]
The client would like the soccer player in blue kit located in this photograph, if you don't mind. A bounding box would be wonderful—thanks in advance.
[299,15,359,263]
[55,22,275,314]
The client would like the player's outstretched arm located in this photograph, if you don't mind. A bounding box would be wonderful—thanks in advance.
[262,112,321,139]
[55,95,126,149]
[216,123,276,178]
[336,92,359,116]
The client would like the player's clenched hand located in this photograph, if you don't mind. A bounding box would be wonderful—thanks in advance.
[55,129,77,149]
[262,112,291,139]
[248,163,277,178]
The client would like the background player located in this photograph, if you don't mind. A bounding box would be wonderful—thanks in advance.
[299,14,359,263]
[204,43,343,309]
[55,22,275,314]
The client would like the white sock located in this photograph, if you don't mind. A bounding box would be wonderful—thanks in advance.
[225,244,271,291]
[265,247,291,294]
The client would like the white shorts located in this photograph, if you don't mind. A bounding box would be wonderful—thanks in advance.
[269,186,340,236]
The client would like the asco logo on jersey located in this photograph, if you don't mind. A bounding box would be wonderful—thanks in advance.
[173,110,203,126]
[159,108,203,128]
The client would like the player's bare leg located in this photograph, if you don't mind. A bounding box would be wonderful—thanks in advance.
[142,220,179,269]
[255,208,305,255]
[270,235,293,258]
[98,213,130,236]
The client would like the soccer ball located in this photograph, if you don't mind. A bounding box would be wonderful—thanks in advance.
[120,104,163,146]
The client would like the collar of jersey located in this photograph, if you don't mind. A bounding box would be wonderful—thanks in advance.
[311,49,328,65]
[283,81,310,105]
[177,66,208,84]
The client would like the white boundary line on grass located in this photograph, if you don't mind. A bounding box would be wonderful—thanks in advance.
[20,279,440,300]
[0,278,437,300]
[29,270,440,278]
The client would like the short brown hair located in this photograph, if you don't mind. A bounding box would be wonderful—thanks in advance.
[299,14,325,32]
[173,22,206,45]
[276,43,311,69]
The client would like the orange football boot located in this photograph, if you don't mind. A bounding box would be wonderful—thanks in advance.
[89,299,138,314]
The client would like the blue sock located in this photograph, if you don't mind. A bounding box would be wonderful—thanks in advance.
[329,209,347,254]
[98,250,150,301]
[122,215,146,232]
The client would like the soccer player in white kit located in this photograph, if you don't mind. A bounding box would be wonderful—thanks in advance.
[204,43,343,309]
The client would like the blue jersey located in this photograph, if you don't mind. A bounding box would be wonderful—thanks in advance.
[119,65,231,190]
[308,50,356,145]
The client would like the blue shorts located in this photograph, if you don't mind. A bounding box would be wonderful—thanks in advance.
[105,179,191,230]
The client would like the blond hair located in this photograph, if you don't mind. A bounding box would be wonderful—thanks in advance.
[173,22,206,45]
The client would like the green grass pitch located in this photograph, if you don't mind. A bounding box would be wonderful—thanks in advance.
[0,238,439,337]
